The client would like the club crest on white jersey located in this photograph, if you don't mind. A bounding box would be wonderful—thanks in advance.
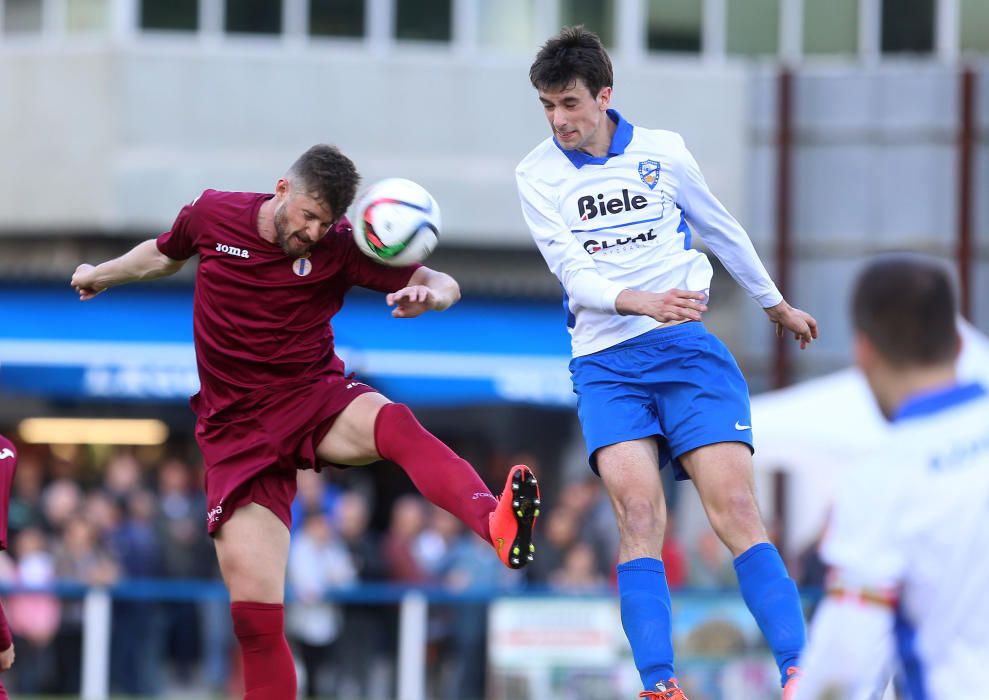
[638,159,661,189]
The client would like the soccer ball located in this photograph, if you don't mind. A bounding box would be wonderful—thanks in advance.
[353,178,441,266]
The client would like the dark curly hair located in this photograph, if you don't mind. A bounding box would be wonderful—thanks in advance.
[286,144,360,221]
[529,26,613,98]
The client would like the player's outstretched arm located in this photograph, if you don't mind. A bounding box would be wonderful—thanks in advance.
[71,239,186,300]
[385,265,461,318]
[616,288,708,324]
[763,300,819,350]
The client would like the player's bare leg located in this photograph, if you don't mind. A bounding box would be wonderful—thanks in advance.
[215,503,289,602]
[680,442,805,694]
[317,392,539,567]
[597,438,685,697]
[598,439,667,560]
[678,442,766,556]
[214,503,295,699]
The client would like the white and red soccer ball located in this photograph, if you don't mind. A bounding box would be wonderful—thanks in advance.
[353,178,441,267]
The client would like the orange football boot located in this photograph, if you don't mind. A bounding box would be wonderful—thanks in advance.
[488,464,540,569]
[640,678,689,699]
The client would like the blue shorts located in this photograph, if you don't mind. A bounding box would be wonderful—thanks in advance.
[569,322,753,480]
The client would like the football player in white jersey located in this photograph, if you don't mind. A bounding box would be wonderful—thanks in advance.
[516,27,818,700]
[795,254,989,700]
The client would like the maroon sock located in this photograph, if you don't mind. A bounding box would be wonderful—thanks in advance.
[375,402,496,541]
[231,602,297,700]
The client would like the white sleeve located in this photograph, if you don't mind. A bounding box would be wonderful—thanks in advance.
[820,459,908,587]
[673,137,783,308]
[516,169,626,313]
[794,598,895,700]
[795,457,905,700]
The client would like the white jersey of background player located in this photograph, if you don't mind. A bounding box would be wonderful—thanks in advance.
[795,255,989,700]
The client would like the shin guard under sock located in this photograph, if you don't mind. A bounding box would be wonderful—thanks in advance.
[617,558,676,689]
[231,602,297,700]
[734,542,807,687]
[374,402,495,541]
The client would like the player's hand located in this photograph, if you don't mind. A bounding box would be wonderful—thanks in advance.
[386,285,443,318]
[764,300,818,349]
[0,642,15,671]
[71,264,105,301]
[616,288,708,323]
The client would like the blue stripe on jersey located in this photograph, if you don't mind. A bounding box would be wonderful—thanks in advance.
[678,212,691,250]
[894,382,987,423]
[572,214,666,234]
[894,606,928,700]
[561,284,576,329]
[555,109,634,169]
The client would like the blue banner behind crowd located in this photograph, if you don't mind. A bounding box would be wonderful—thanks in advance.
[0,284,574,407]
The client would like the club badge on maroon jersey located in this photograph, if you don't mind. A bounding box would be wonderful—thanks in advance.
[292,255,313,277]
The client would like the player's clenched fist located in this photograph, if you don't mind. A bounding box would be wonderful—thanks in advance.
[71,264,104,301]
[616,288,708,324]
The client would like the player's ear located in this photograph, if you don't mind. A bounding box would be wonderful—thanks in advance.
[275,178,291,199]
[597,86,612,110]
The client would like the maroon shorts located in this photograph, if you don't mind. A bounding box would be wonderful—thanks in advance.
[195,375,377,535]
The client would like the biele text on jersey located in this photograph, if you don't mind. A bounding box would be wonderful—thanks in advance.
[516,110,782,357]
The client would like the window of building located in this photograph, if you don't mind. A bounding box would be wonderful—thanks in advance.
[395,0,451,41]
[560,0,615,47]
[310,0,364,38]
[226,0,282,35]
[67,0,110,32]
[881,0,933,53]
[961,0,989,52]
[3,0,43,34]
[141,0,198,31]
[803,0,857,54]
[478,0,538,51]
[726,0,779,56]
[646,0,702,53]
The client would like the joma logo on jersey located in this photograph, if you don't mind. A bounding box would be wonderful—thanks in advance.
[216,242,250,259]
[583,230,658,255]
[577,188,648,221]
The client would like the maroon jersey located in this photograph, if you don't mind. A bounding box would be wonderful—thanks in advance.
[156,190,418,416]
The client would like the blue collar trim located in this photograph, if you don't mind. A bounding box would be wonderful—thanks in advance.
[893,382,987,423]
[555,109,633,168]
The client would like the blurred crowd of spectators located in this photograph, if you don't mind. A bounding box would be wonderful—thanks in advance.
[0,440,824,699]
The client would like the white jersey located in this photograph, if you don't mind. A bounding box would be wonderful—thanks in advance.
[814,383,989,699]
[515,109,782,357]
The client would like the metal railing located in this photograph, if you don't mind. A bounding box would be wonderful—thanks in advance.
[0,580,822,700]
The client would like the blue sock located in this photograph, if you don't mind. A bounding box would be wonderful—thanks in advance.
[616,557,675,689]
[734,542,806,687]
